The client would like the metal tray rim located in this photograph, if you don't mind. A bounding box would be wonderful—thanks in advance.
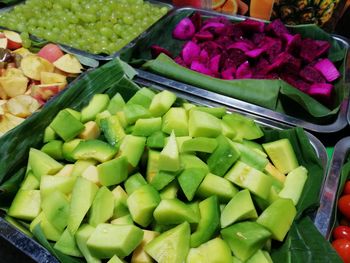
[131,7,350,133]
[314,136,350,239]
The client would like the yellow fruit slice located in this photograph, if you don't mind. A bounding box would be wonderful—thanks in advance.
[215,0,238,14]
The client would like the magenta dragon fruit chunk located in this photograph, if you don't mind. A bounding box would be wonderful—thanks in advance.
[181,41,201,66]
[173,17,196,40]
[236,61,253,79]
[313,58,341,82]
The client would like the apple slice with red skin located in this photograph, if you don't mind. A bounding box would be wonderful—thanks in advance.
[3,30,22,50]
[0,38,8,49]
[38,44,64,63]
[31,83,62,102]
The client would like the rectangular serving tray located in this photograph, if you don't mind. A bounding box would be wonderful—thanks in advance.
[0,76,329,263]
[314,137,350,239]
[0,0,174,61]
[129,7,350,133]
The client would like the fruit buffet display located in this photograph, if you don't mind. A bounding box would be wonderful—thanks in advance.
[0,30,83,136]
[0,1,348,262]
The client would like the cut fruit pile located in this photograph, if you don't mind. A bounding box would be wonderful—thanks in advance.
[0,30,83,136]
[153,12,341,105]
[7,87,309,262]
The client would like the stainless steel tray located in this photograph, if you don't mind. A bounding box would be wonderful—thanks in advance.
[0,0,173,61]
[129,7,350,133]
[0,76,328,263]
[314,137,350,239]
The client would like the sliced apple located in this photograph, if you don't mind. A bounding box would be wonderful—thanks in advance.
[38,44,64,63]
[20,55,54,80]
[6,95,40,118]
[31,83,61,101]
[0,113,25,135]
[12,47,32,57]
[0,76,29,98]
[53,54,82,74]
[0,38,8,49]
[0,85,7,100]
[4,68,25,78]
[3,30,22,50]
[0,100,6,115]
[40,71,67,90]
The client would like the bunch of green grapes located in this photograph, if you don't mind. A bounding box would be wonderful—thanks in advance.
[0,0,168,54]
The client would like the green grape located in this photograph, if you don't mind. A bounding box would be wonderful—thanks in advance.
[100,27,113,38]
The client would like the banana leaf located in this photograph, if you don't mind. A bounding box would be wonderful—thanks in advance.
[0,58,337,262]
[120,9,348,123]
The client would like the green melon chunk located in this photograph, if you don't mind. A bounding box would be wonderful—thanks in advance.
[153,198,200,225]
[133,117,162,137]
[159,131,180,172]
[123,104,151,125]
[196,173,238,202]
[112,186,129,219]
[162,107,189,136]
[127,87,155,108]
[146,131,166,149]
[81,94,110,123]
[43,126,57,143]
[278,166,308,205]
[20,171,39,190]
[28,148,63,181]
[89,186,115,227]
[207,135,240,176]
[100,115,126,148]
[221,221,271,261]
[262,138,299,174]
[220,120,236,139]
[159,181,179,200]
[127,185,160,227]
[192,106,227,118]
[107,93,126,114]
[190,196,220,248]
[97,156,128,186]
[68,177,99,234]
[131,230,159,263]
[95,110,112,126]
[180,154,209,172]
[187,238,232,263]
[222,113,263,141]
[180,137,218,153]
[220,189,258,228]
[87,223,144,259]
[41,140,63,160]
[54,228,83,257]
[178,168,206,201]
[41,190,69,231]
[124,173,147,194]
[65,108,81,120]
[150,170,177,191]
[72,159,98,177]
[256,198,296,241]
[30,212,62,241]
[50,109,85,141]
[119,135,146,167]
[149,90,177,117]
[188,110,222,138]
[73,140,117,162]
[8,189,41,221]
[40,175,76,197]
[62,139,82,162]
[233,142,268,171]
[246,250,272,263]
[75,224,101,263]
[107,255,124,263]
[111,214,134,225]
[145,222,190,263]
[146,150,160,183]
[225,161,273,200]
